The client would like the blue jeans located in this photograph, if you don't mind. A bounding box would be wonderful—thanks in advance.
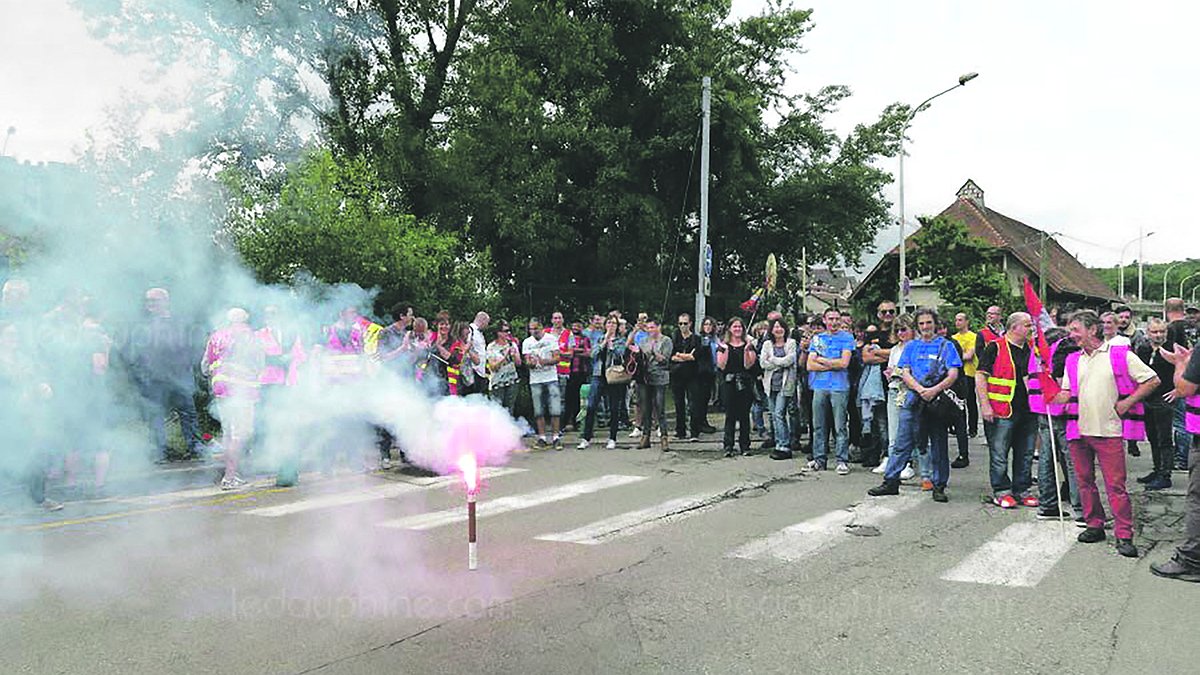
[530,381,563,419]
[767,390,792,449]
[812,389,850,465]
[1038,415,1080,510]
[986,413,1037,498]
[988,413,1036,497]
[885,402,950,487]
[1175,399,1191,468]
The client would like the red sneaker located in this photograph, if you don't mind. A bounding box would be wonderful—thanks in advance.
[1020,495,1040,508]
[993,494,1019,509]
[921,480,934,491]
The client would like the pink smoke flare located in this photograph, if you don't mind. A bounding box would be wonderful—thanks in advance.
[458,452,479,495]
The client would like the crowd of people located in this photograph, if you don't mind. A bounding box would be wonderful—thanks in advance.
[5,276,1200,583]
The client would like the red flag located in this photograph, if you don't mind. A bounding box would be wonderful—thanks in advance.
[1023,277,1062,402]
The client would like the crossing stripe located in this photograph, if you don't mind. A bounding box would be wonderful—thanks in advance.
[377,475,647,531]
[729,492,925,562]
[243,468,525,517]
[940,521,1075,587]
[113,476,316,507]
[534,491,730,545]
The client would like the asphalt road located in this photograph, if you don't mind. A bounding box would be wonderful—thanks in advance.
[3,429,1198,674]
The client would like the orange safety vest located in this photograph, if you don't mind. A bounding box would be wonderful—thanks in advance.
[984,338,1018,419]
[552,328,571,376]
[980,326,1004,344]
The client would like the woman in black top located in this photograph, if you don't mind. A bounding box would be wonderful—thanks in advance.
[717,317,758,457]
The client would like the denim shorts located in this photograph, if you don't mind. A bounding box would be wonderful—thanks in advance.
[530,381,563,418]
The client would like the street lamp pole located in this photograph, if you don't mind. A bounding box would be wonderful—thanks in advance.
[1181,271,1200,299]
[1163,260,1190,307]
[1,126,15,156]
[897,72,979,310]
[1118,230,1155,300]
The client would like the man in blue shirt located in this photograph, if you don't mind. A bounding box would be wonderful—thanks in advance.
[869,307,963,502]
[807,307,857,473]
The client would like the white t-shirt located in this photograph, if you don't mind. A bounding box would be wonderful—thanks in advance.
[523,333,560,385]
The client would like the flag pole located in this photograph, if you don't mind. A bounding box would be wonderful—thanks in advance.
[1045,411,1067,538]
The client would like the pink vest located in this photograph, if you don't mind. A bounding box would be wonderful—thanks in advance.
[325,322,364,354]
[257,328,287,386]
[1064,345,1145,441]
[1028,339,1066,417]
[204,324,262,401]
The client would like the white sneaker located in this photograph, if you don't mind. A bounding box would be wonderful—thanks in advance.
[605,439,617,450]
[899,466,916,481]
[872,463,887,475]
[836,462,850,476]
[576,439,590,450]
[805,460,822,471]
[381,458,392,470]
[629,428,643,439]
[653,428,662,440]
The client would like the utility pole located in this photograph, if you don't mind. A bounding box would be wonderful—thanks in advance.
[695,76,711,324]
[801,246,808,315]
[1039,232,1048,301]
[1137,224,1146,303]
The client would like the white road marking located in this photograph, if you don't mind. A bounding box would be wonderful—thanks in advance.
[535,491,732,545]
[112,476,312,506]
[377,475,648,531]
[729,492,926,562]
[242,468,524,517]
[940,521,1076,588]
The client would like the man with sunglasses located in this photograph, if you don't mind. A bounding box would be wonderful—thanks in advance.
[670,313,704,441]
[858,301,897,468]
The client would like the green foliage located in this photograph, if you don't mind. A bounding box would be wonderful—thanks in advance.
[1094,260,1200,305]
[910,215,1011,319]
[223,149,496,317]
[76,0,908,317]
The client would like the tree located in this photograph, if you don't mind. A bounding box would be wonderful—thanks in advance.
[909,215,1011,320]
[75,0,908,316]
[222,148,496,317]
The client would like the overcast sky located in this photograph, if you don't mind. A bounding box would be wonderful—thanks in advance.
[2,0,1196,268]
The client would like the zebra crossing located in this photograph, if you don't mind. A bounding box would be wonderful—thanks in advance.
[218,464,1088,590]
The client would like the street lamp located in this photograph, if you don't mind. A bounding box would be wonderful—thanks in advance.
[1,126,14,156]
[1163,260,1194,308]
[1181,271,1200,299]
[897,72,979,310]
[1117,230,1155,301]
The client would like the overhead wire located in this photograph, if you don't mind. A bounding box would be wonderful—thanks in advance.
[659,118,704,320]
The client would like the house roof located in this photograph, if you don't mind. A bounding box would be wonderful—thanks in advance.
[852,181,1116,304]
[936,195,1115,301]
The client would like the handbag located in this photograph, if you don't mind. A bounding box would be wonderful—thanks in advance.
[921,388,966,425]
[605,365,632,385]
[604,346,633,385]
[917,341,965,425]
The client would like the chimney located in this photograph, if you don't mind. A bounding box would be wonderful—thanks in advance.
[956,179,985,208]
